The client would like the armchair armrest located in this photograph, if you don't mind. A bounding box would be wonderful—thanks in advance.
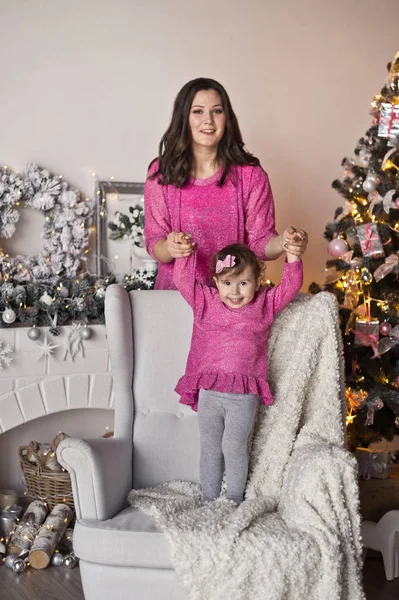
[57,437,133,521]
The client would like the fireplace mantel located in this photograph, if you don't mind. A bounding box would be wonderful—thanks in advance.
[0,325,113,433]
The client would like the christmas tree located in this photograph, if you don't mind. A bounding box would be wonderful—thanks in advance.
[312,52,399,451]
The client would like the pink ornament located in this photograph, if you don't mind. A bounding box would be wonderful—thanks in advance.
[379,322,392,336]
[328,238,349,258]
[395,197,399,208]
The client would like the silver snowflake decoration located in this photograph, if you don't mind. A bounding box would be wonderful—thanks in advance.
[0,339,13,369]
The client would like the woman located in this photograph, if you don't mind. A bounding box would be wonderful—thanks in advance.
[144,77,307,289]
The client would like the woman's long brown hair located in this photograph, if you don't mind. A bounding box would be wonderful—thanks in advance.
[149,78,259,188]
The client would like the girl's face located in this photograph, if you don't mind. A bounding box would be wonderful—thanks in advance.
[214,265,260,309]
[189,89,226,153]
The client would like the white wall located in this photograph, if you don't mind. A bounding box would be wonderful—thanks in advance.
[1,1,399,484]
[1,0,399,287]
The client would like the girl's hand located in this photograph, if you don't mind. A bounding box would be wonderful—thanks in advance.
[166,232,194,259]
[282,226,308,257]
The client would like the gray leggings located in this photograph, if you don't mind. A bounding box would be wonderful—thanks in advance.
[198,389,259,504]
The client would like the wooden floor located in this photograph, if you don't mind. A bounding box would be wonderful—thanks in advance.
[0,555,398,599]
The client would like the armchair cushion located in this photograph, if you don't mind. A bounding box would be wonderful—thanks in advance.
[74,507,172,569]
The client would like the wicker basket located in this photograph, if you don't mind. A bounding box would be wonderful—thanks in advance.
[18,445,74,512]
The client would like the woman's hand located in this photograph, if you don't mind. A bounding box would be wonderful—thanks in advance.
[166,232,194,259]
[154,233,194,263]
[282,226,308,257]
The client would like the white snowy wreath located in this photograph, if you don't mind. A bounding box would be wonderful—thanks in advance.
[0,163,93,282]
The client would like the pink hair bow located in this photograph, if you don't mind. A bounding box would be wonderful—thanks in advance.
[216,254,236,273]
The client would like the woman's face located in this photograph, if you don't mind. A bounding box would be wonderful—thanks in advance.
[189,89,226,152]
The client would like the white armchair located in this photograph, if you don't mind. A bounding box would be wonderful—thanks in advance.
[57,285,364,600]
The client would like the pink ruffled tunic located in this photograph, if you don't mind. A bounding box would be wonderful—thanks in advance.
[173,253,303,411]
[144,161,278,289]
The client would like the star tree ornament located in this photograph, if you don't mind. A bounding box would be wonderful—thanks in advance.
[36,333,59,361]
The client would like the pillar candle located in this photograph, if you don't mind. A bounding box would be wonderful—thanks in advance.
[0,489,18,511]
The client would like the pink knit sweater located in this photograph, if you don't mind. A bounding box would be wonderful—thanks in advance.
[174,252,303,411]
[144,162,278,289]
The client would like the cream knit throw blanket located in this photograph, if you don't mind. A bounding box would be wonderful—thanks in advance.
[128,292,365,600]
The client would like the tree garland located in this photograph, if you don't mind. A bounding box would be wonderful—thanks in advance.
[0,270,156,328]
[0,164,93,282]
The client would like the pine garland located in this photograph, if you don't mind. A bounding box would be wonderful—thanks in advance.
[0,269,156,327]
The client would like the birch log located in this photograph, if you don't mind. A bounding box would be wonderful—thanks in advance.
[29,504,73,569]
[7,500,47,555]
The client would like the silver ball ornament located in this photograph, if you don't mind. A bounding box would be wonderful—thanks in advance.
[95,287,106,300]
[81,325,93,340]
[64,554,77,569]
[5,554,17,569]
[12,558,26,573]
[51,552,64,566]
[2,308,16,324]
[28,326,41,341]
[362,178,377,193]
[368,172,381,185]
[360,269,373,284]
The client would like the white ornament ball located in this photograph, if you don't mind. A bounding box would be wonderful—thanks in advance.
[40,292,54,306]
[81,326,93,340]
[0,541,6,554]
[5,554,17,569]
[51,552,64,567]
[2,308,16,324]
[362,178,377,193]
[64,554,77,569]
[28,326,41,341]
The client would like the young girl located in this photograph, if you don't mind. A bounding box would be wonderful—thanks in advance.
[173,237,303,504]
